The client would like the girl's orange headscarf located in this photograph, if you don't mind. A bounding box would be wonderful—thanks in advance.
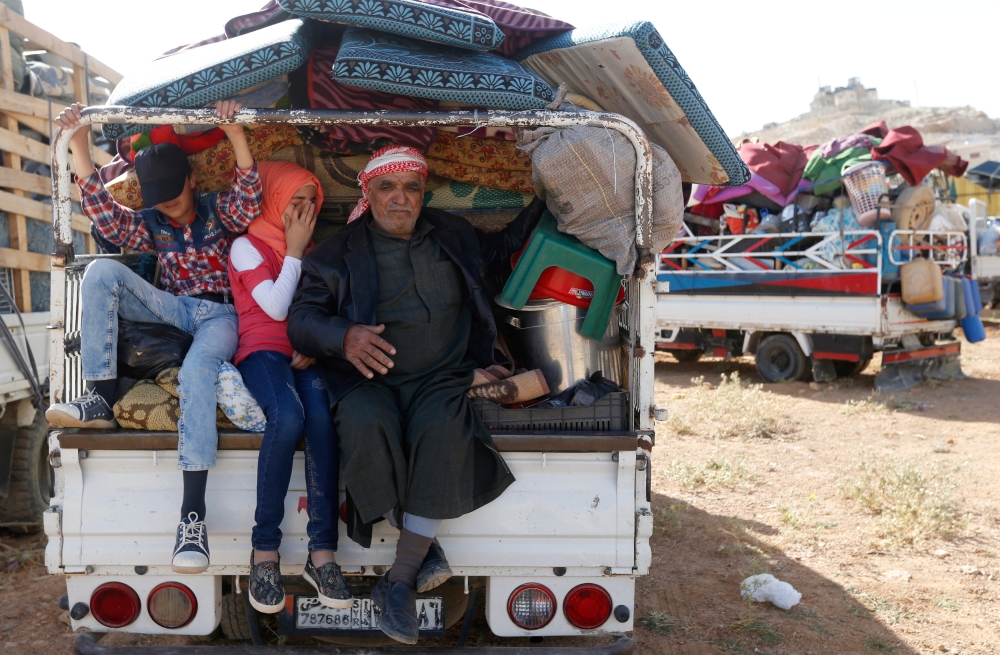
[249,161,324,258]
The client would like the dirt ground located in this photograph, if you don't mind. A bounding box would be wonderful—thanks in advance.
[2,325,999,654]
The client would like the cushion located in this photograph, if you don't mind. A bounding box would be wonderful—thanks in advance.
[103,19,314,140]
[278,0,505,51]
[113,379,236,431]
[424,180,534,211]
[334,27,554,109]
[515,22,750,187]
[106,125,301,210]
[216,363,267,432]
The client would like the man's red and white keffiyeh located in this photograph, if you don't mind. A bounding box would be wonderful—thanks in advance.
[347,145,429,223]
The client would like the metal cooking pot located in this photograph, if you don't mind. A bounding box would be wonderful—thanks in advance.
[494,297,624,394]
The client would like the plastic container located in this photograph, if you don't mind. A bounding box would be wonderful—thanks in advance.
[900,258,943,305]
[952,276,967,320]
[511,250,625,308]
[961,277,978,320]
[969,277,983,316]
[913,276,957,319]
[843,162,889,227]
[961,315,986,343]
[502,212,623,341]
[471,391,629,433]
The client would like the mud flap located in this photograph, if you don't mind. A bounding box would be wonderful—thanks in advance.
[811,358,837,383]
[875,343,963,392]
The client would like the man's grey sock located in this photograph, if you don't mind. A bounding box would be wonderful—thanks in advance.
[387,528,433,585]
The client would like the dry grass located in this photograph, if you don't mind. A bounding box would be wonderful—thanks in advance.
[666,373,791,440]
[842,395,920,415]
[663,450,759,491]
[840,450,965,545]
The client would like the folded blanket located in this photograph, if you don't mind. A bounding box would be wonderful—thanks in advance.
[424,180,534,212]
[114,379,235,431]
[426,161,534,194]
[294,41,439,152]
[429,131,532,173]
[107,125,300,210]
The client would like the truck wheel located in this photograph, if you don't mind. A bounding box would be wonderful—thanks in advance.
[220,592,254,641]
[833,359,871,378]
[755,335,809,383]
[0,411,52,533]
[667,349,703,363]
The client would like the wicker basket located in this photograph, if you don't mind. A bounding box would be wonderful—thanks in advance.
[843,162,888,227]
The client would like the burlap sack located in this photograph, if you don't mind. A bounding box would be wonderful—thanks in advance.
[517,122,684,274]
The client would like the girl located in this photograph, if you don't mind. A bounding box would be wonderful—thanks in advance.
[229,161,352,613]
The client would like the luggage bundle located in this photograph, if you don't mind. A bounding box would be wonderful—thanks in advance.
[97,0,744,262]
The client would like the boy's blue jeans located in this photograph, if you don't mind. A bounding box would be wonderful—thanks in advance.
[238,350,339,553]
[80,259,238,471]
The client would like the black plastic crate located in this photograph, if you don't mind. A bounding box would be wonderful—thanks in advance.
[472,391,629,433]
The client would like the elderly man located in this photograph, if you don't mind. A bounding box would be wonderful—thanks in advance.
[288,145,543,644]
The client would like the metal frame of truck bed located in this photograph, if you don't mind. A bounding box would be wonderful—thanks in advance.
[47,107,659,654]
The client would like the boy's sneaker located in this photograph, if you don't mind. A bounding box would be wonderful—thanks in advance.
[172,512,210,574]
[303,555,354,609]
[45,391,117,429]
[248,552,284,614]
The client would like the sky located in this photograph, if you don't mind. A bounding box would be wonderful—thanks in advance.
[29,0,1000,137]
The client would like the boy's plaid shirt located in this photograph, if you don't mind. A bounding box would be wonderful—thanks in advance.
[78,165,262,296]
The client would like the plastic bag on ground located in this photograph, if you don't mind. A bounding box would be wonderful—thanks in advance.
[740,574,801,610]
[117,319,193,380]
[517,112,684,274]
[535,371,620,409]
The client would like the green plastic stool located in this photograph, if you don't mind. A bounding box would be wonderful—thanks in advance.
[501,212,623,341]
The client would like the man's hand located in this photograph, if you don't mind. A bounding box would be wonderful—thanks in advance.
[213,100,255,170]
[290,351,315,370]
[343,324,396,379]
[54,102,95,178]
[283,199,316,260]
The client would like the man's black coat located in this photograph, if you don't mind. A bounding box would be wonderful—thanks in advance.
[287,200,545,406]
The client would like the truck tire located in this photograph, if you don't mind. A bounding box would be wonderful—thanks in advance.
[833,359,871,378]
[755,335,809,383]
[667,349,703,363]
[0,411,52,533]
[220,592,254,641]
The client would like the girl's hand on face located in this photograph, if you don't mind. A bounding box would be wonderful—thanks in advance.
[283,199,316,259]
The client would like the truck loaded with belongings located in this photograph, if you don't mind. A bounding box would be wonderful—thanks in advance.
[44,0,748,649]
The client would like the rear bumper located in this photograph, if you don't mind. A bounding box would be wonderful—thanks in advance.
[74,632,635,655]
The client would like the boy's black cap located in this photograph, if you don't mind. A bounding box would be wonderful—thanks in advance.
[134,143,192,208]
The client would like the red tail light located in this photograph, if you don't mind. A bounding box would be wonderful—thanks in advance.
[90,582,141,628]
[563,583,612,629]
[147,582,198,629]
[507,584,556,629]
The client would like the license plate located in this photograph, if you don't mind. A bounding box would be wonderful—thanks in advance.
[294,595,445,631]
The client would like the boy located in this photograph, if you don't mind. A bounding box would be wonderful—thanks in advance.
[47,101,261,573]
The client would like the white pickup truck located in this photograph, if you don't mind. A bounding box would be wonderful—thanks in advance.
[0,305,50,532]
[43,107,660,653]
[655,224,967,391]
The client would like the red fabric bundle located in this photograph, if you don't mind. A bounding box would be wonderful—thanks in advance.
[872,126,969,186]
[738,141,809,198]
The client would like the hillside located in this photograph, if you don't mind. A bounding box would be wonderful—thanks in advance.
[744,104,999,149]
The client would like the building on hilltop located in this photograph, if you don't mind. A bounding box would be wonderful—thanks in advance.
[808,77,909,116]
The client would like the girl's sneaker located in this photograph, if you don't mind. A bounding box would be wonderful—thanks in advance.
[303,555,354,609]
[248,552,284,614]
